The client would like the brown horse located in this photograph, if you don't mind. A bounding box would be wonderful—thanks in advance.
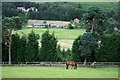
[66,61,77,69]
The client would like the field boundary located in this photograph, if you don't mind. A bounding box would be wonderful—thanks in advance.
[1,62,118,67]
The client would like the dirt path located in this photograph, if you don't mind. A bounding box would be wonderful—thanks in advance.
[57,40,74,49]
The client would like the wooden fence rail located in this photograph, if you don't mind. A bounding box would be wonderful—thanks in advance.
[1,62,119,67]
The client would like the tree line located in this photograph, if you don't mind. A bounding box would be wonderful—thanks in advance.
[2,29,119,63]
[2,30,73,63]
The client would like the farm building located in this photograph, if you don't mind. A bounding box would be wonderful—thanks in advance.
[33,23,48,28]
[50,23,64,28]
[32,23,65,28]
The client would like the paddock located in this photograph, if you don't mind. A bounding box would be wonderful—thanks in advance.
[2,62,118,78]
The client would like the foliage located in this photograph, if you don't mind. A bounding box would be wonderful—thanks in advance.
[26,30,39,62]
[39,30,58,61]
[78,32,98,63]
[11,33,21,63]
[56,45,63,61]
[68,23,74,29]
[72,35,82,62]
[2,2,28,26]
[26,2,84,21]
[12,16,23,30]
[95,33,120,62]
[82,6,107,36]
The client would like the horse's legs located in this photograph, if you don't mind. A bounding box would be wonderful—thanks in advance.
[66,64,68,69]
[74,66,75,69]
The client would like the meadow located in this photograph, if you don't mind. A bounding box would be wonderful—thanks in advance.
[13,28,85,40]
[2,66,118,78]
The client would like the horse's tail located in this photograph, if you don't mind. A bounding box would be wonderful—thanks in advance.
[75,62,77,69]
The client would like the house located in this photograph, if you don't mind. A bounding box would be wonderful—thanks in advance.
[17,7,38,12]
[73,18,80,23]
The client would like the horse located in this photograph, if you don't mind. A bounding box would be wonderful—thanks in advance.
[66,61,77,69]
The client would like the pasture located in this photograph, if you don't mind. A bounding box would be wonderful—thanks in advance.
[2,66,118,78]
[13,28,85,40]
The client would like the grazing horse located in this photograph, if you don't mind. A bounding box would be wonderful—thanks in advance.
[66,61,77,69]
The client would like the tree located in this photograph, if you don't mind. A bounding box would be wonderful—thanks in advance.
[2,17,16,64]
[95,33,120,62]
[78,32,98,65]
[72,35,81,62]
[2,16,25,64]
[19,35,27,62]
[106,18,118,33]
[78,3,82,8]
[66,48,72,61]
[40,30,58,61]
[18,12,28,27]
[82,6,106,36]
[12,16,23,30]
[43,20,48,28]
[78,6,107,65]
[68,23,74,29]
[26,30,39,62]
[61,49,66,61]
[11,33,21,63]
[56,45,63,61]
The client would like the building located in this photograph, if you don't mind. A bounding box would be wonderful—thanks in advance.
[73,18,80,23]
[17,7,38,12]
[32,23,64,28]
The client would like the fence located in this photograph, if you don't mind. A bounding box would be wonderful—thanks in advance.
[1,62,119,67]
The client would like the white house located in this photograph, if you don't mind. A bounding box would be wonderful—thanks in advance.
[17,7,38,12]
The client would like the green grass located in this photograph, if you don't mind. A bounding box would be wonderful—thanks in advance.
[2,66,118,78]
[13,28,85,40]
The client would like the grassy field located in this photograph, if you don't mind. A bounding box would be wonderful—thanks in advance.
[13,28,85,40]
[2,66,118,78]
